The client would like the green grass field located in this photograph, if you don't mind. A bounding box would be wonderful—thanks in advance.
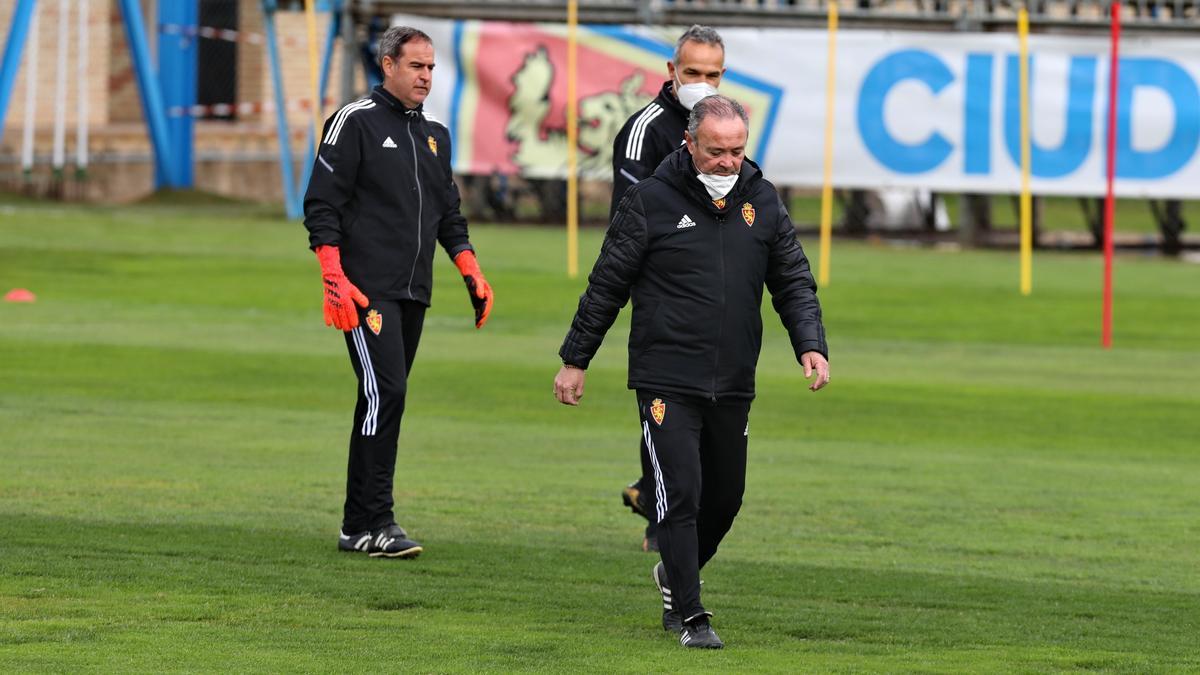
[782,193,1200,235]
[1,196,1198,672]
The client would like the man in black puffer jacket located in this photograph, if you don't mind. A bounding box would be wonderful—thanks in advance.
[610,25,726,554]
[553,95,830,650]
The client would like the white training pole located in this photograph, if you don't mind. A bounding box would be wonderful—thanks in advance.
[20,5,40,174]
[52,0,69,173]
[75,0,89,172]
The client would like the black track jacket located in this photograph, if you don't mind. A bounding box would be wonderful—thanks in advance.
[303,86,473,305]
[609,81,689,220]
[560,147,828,401]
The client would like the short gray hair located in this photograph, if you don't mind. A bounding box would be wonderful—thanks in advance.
[378,26,432,67]
[687,95,748,139]
[673,25,724,65]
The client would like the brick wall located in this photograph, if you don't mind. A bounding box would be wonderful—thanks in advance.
[107,0,152,125]
[1,0,114,133]
[236,0,264,123]
[1,0,364,203]
[242,9,356,130]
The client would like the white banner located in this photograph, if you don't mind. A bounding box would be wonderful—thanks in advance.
[404,15,1200,198]
[723,29,1200,198]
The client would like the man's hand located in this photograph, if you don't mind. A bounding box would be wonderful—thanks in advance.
[454,250,494,329]
[315,245,369,331]
[554,366,586,406]
[801,351,830,392]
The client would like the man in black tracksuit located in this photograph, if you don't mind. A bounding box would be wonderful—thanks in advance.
[304,27,493,559]
[554,96,829,649]
[610,25,727,553]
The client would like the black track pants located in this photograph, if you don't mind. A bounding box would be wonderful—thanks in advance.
[341,299,426,533]
[636,438,658,540]
[637,390,750,622]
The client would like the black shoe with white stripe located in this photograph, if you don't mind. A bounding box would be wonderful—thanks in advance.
[338,529,373,553]
[652,561,683,632]
[679,613,723,649]
[338,524,423,559]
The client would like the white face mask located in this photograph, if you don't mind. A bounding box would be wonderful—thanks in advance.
[674,74,718,111]
[696,171,738,200]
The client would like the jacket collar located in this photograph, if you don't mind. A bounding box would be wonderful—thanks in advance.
[652,80,690,121]
[371,85,424,117]
[654,145,763,214]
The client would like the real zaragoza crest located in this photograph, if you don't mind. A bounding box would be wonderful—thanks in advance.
[650,398,666,425]
[366,309,383,335]
[741,202,756,227]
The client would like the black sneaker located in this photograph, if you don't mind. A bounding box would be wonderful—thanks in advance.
[338,529,373,553]
[338,525,422,559]
[679,614,723,649]
[622,481,651,521]
[367,524,423,559]
[652,562,683,633]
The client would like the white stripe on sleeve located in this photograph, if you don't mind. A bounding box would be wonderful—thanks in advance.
[324,100,375,146]
[624,103,662,161]
[630,107,664,161]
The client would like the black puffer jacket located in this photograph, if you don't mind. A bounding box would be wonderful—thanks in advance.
[560,146,828,401]
[303,85,473,305]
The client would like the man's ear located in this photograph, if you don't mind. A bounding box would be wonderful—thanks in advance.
[684,130,696,155]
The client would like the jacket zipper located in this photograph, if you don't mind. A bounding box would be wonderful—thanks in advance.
[711,214,726,402]
[404,114,424,298]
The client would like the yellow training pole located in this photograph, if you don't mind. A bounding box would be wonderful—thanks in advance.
[818,3,838,288]
[304,0,322,151]
[566,0,580,278]
[1018,7,1033,295]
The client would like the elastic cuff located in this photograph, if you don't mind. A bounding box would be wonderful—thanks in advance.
[558,351,592,370]
[796,341,828,361]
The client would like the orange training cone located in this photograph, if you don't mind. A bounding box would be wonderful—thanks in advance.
[4,288,36,303]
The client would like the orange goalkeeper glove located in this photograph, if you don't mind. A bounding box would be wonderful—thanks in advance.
[315,245,369,331]
[453,250,493,329]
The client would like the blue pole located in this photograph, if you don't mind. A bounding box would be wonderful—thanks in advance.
[262,1,300,219]
[296,0,342,217]
[318,1,342,99]
[315,0,341,97]
[117,0,179,188]
[0,0,38,149]
[157,0,197,188]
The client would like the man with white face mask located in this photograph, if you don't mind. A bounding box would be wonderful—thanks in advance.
[610,24,726,554]
[556,96,830,648]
